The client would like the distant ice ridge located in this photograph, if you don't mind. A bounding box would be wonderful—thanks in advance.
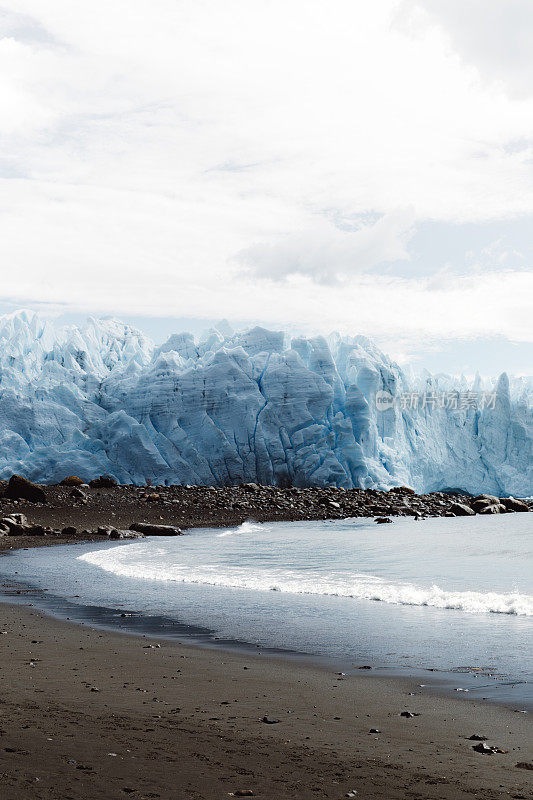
[0,310,531,495]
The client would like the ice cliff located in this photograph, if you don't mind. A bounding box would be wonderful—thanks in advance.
[0,311,530,495]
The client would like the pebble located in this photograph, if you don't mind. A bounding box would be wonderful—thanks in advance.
[472,742,506,754]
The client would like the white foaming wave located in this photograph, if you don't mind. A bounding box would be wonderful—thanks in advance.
[216,521,265,537]
[77,548,533,616]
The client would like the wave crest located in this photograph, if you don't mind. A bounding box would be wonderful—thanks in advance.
[77,548,533,616]
[216,521,265,538]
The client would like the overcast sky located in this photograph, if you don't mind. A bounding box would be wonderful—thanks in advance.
[0,1,532,373]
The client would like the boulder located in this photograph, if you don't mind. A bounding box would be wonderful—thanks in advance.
[97,526,144,539]
[0,516,50,536]
[471,496,502,513]
[4,475,47,504]
[70,487,88,502]
[6,525,27,536]
[129,522,183,536]
[479,503,506,514]
[60,476,85,486]
[473,494,500,503]
[1,514,29,535]
[3,513,27,526]
[501,497,529,512]
[109,529,145,540]
[89,475,117,489]
[26,525,46,536]
[450,502,475,516]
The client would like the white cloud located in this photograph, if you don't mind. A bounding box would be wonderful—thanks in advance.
[237,209,414,283]
[0,1,531,349]
[396,1,533,99]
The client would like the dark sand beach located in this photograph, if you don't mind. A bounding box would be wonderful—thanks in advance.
[1,603,532,800]
[0,483,531,799]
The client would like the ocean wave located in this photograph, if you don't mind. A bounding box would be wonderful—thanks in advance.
[216,521,265,537]
[77,548,533,616]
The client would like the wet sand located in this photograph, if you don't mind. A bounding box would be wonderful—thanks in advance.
[0,601,532,800]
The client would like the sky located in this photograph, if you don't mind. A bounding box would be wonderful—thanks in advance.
[0,0,532,374]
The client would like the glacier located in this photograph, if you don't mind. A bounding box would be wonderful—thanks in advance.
[0,310,530,495]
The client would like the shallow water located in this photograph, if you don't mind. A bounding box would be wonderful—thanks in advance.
[1,514,532,704]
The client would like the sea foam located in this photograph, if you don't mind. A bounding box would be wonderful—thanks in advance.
[78,539,533,616]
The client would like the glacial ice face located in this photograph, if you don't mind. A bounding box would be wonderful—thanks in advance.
[0,311,530,495]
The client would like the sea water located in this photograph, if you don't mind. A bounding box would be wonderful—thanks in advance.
[1,514,531,702]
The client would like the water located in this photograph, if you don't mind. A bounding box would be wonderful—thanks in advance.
[1,514,532,704]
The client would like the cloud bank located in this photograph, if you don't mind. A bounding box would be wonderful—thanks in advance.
[397,0,533,98]
[0,1,531,352]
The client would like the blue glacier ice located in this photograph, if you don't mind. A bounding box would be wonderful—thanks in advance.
[0,310,530,495]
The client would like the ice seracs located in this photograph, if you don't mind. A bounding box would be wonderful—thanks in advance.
[0,310,530,494]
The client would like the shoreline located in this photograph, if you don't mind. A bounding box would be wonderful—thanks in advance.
[0,486,531,798]
[0,599,531,799]
[1,531,531,713]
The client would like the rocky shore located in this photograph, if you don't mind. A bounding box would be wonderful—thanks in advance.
[0,474,529,552]
[0,475,532,799]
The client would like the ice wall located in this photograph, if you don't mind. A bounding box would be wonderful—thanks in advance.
[0,311,530,495]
